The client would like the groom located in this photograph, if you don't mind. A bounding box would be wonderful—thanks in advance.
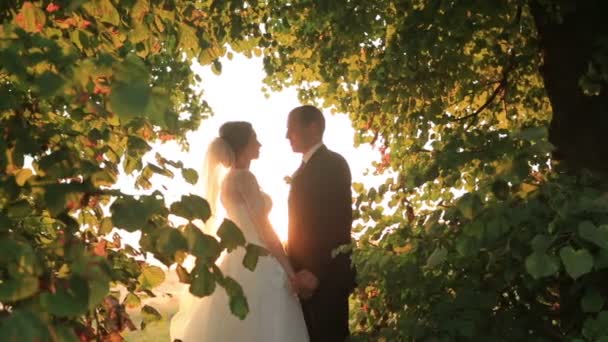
[286,105,356,342]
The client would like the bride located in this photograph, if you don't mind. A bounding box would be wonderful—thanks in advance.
[170,121,309,341]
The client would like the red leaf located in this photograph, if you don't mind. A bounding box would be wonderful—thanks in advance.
[46,3,60,13]
[159,133,175,142]
[93,240,107,257]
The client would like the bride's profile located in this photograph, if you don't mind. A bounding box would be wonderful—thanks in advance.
[170,121,309,342]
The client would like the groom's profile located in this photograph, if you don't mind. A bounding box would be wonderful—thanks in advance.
[286,105,356,342]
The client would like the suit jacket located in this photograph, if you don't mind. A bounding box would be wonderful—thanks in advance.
[287,145,355,293]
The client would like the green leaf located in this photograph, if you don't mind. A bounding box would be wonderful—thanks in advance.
[146,163,174,178]
[91,169,118,187]
[0,275,39,302]
[579,221,608,249]
[109,55,151,122]
[7,199,32,219]
[220,276,249,319]
[109,80,151,121]
[583,311,608,339]
[88,275,109,310]
[50,326,79,342]
[110,195,165,232]
[515,126,547,141]
[170,194,211,221]
[596,249,608,270]
[138,265,165,290]
[425,246,447,268]
[41,276,90,317]
[183,224,221,262]
[560,246,594,280]
[154,227,188,264]
[36,71,64,98]
[525,252,559,279]
[99,217,113,235]
[352,182,365,194]
[491,179,509,200]
[211,59,222,75]
[242,244,269,271]
[457,193,483,220]
[124,292,142,309]
[229,293,249,320]
[217,219,246,252]
[582,288,605,313]
[141,305,162,328]
[190,263,216,297]
[147,87,172,125]
[0,310,50,342]
[531,234,553,253]
[0,238,41,286]
[182,168,199,185]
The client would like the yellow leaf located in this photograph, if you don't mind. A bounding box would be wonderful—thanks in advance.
[393,243,414,254]
[83,0,120,26]
[131,0,150,22]
[14,2,46,33]
[15,168,33,186]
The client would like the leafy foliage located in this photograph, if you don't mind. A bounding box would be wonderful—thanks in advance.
[226,0,606,340]
[3,0,608,340]
[0,0,268,340]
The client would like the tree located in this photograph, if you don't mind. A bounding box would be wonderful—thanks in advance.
[236,0,607,340]
[0,1,267,340]
[3,0,608,340]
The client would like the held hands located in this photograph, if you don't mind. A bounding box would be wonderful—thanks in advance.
[289,269,319,299]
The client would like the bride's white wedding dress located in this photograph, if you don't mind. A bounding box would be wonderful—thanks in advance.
[170,169,309,342]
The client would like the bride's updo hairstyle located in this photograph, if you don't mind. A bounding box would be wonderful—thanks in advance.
[219,121,254,160]
[203,121,252,169]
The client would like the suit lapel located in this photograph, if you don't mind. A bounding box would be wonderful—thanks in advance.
[294,145,327,180]
[291,160,305,179]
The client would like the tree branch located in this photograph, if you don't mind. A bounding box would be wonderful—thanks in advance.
[450,53,516,122]
[451,78,507,122]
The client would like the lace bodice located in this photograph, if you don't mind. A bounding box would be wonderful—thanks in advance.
[220,169,272,245]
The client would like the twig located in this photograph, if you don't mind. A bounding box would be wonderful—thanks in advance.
[94,309,102,342]
[370,130,379,146]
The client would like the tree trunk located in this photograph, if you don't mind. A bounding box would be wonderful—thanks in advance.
[529,0,608,173]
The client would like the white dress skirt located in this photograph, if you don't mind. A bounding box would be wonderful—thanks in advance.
[170,169,309,342]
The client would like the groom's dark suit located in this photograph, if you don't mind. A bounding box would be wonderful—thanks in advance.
[288,145,356,342]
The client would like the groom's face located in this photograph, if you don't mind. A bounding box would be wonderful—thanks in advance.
[286,113,313,153]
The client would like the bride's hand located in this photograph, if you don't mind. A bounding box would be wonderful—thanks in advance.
[290,270,318,299]
[287,274,299,297]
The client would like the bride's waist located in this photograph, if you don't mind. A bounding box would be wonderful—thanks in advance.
[224,222,267,248]
[224,212,268,247]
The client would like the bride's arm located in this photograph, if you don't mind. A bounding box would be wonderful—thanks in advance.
[233,173,295,278]
[253,215,295,278]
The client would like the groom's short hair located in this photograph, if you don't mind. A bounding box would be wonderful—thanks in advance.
[290,105,325,134]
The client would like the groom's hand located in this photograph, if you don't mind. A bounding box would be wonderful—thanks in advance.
[293,269,319,299]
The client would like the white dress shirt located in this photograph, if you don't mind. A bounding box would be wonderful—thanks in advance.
[302,141,324,164]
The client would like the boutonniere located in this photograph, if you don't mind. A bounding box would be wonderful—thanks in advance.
[284,175,293,185]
